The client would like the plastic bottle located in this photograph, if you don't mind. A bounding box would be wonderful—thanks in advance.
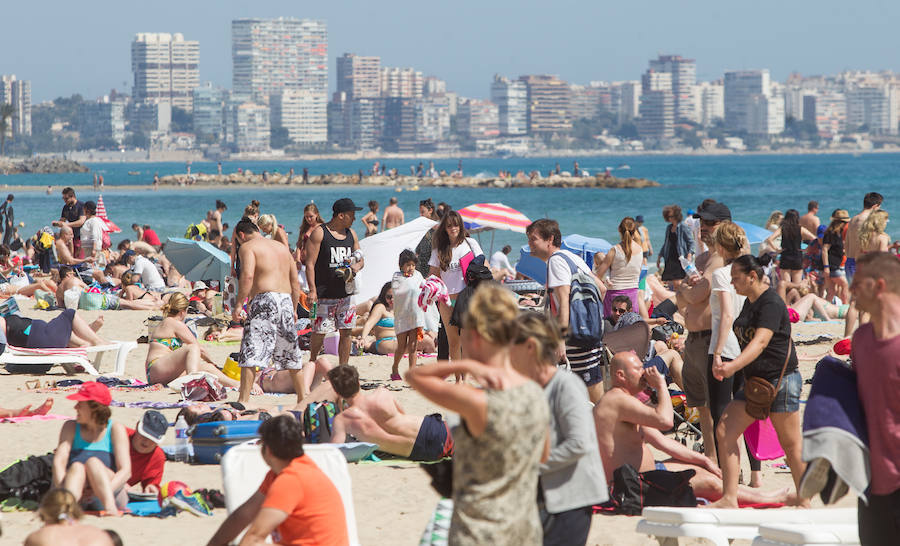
[310,301,317,321]
[678,256,698,278]
[174,415,189,463]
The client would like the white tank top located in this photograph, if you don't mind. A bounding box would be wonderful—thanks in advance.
[609,243,642,290]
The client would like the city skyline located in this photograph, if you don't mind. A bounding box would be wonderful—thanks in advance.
[3,0,900,103]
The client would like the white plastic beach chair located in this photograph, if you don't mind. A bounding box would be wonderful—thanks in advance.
[220,440,361,546]
[636,506,856,546]
[752,523,860,545]
[0,341,138,376]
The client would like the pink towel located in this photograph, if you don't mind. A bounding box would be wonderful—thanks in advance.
[1,414,70,423]
[418,276,449,311]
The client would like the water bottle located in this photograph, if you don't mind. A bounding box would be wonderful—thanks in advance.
[310,301,317,320]
[679,256,698,278]
[174,415,189,463]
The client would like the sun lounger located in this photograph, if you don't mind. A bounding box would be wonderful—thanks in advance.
[221,440,361,546]
[0,341,138,376]
[636,506,856,546]
[752,522,859,545]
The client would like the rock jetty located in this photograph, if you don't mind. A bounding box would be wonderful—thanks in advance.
[0,157,89,175]
[158,172,660,189]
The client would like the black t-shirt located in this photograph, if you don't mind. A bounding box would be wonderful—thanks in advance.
[61,201,85,239]
[732,287,798,384]
[822,230,844,269]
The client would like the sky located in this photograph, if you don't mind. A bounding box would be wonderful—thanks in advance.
[2,0,899,103]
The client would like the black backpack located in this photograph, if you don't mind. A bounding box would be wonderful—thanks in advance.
[0,453,54,502]
[610,463,697,515]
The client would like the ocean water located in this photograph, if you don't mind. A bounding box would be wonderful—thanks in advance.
[2,153,898,256]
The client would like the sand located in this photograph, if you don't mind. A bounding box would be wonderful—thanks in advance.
[0,307,856,545]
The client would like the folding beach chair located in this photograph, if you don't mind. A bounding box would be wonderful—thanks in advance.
[0,341,138,376]
[221,440,361,546]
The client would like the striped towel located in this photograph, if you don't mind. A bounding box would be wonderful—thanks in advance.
[7,345,89,359]
[418,276,449,311]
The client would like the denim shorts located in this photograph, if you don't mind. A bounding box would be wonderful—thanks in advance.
[829,266,846,279]
[734,370,802,413]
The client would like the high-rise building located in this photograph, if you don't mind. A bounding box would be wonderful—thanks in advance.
[803,92,847,137]
[724,70,771,132]
[381,67,423,98]
[568,84,604,121]
[350,98,381,150]
[382,97,417,152]
[227,101,270,153]
[0,75,31,137]
[126,101,171,136]
[694,81,724,126]
[131,33,199,111]
[416,96,451,145]
[648,55,696,121]
[490,75,527,136]
[336,53,381,99]
[423,77,447,97]
[270,90,327,145]
[457,99,499,139]
[847,85,899,135]
[638,71,674,139]
[232,18,327,104]
[748,94,785,135]
[192,83,228,139]
[78,99,126,145]
[519,75,571,135]
[610,81,641,125]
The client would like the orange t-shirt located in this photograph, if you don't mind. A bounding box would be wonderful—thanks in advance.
[259,455,348,546]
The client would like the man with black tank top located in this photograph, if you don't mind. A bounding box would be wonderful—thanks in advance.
[305,198,365,367]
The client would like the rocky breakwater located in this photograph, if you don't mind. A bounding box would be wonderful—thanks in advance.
[0,157,89,175]
[159,171,660,189]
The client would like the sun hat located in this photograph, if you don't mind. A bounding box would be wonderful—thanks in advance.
[831,209,850,222]
[192,281,209,292]
[136,410,168,445]
[66,381,112,406]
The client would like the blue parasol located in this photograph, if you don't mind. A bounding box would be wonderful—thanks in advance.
[164,237,231,289]
[734,221,773,245]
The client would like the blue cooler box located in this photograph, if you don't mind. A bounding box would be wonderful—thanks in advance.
[190,421,263,464]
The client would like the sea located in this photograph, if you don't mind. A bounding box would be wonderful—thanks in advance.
[2,153,898,257]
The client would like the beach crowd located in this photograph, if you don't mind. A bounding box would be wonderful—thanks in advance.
[0,185,896,546]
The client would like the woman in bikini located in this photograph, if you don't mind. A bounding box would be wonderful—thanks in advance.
[118,271,165,306]
[257,213,290,248]
[144,293,246,389]
[361,200,380,237]
[356,282,397,355]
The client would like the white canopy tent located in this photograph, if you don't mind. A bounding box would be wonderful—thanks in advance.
[354,216,438,303]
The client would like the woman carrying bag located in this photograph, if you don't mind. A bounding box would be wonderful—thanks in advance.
[709,254,806,508]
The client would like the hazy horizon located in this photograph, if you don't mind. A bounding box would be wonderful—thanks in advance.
[3,0,898,103]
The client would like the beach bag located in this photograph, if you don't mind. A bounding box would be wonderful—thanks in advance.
[744,340,793,420]
[0,453,54,502]
[302,401,338,443]
[610,464,697,515]
[458,239,477,285]
[551,252,604,347]
[181,376,227,402]
[744,417,785,460]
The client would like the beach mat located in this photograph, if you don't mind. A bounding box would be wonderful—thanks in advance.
[0,414,69,424]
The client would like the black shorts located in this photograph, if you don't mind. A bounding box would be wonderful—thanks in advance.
[409,414,454,462]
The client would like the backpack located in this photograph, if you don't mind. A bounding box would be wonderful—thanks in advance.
[302,401,338,443]
[0,453,54,502]
[610,463,697,515]
[550,252,604,347]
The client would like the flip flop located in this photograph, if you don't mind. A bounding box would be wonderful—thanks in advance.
[390,373,402,381]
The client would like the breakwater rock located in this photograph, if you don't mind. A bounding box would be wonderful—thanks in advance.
[0,157,89,175]
[158,172,660,189]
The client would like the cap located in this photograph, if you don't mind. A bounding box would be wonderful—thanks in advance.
[123,249,136,258]
[66,381,112,406]
[693,202,732,222]
[831,209,850,222]
[136,410,168,445]
[192,281,208,292]
[635,215,645,223]
[333,198,363,214]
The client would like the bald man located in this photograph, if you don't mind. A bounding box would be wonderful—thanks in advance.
[592,352,790,504]
[55,226,105,284]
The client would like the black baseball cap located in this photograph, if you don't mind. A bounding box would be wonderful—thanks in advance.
[693,202,731,222]
[333,198,363,214]
[136,410,168,445]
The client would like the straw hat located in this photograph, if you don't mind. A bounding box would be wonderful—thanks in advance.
[831,210,850,222]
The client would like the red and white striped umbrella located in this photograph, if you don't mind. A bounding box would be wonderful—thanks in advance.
[96,195,121,233]
[458,202,531,233]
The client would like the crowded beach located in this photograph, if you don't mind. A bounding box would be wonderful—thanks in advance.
[0,187,896,545]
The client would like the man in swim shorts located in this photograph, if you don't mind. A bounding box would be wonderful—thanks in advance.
[233,218,305,404]
[326,365,453,461]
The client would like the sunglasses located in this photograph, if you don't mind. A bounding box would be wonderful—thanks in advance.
[613,307,628,314]
[701,220,719,227]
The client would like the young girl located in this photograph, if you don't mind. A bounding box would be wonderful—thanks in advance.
[391,250,426,380]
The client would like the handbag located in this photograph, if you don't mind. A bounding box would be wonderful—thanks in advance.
[181,376,227,402]
[744,340,793,420]
[610,464,697,515]
[458,238,476,284]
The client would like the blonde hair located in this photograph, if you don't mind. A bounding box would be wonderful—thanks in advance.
[618,217,639,262]
[859,210,889,251]
[513,312,562,366]
[38,489,82,524]
[120,271,137,286]
[161,292,189,317]
[258,213,277,232]
[714,221,747,259]
[765,211,784,230]
[463,284,519,346]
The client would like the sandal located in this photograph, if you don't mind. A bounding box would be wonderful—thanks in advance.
[390,373,402,381]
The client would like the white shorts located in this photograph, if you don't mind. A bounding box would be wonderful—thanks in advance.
[239,292,303,370]
[313,297,356,334]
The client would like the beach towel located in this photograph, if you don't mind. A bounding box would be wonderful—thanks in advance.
[418,276,449,311]
[126,500,177,518]
[0,414,69,424]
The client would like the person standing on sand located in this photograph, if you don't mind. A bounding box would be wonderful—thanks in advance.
[0,193,14,247]
[232,219,304,405]
[800,201,820,240]
[843,192,884,337]
[382,197,404,231]
[305,199,365,370]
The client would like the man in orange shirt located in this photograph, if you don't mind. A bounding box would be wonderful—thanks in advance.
[206,416,348,546]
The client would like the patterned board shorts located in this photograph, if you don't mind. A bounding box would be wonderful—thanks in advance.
[313,296,356,334]
[239,292,303,370]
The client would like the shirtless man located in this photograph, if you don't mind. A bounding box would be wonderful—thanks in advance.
[593,352,789,504]
[205,200,227,235]
[381,197,404,231]
[327,365,453,461]
[635,215,653,265]
[799,201,820,241]
[843,192,884,336]
[675,201,729,464]
[232,218,304,404]
[55,226,105,284]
